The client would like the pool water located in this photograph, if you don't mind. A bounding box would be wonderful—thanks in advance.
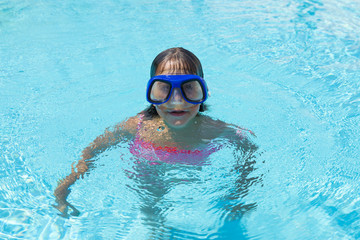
[1,0,360,239]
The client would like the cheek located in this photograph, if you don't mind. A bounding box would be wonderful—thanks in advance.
[154,105,167,118]
[155,104,166,113]
[189,104,200,115]
[192,104,200,111]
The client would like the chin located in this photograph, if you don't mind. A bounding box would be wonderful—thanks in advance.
[155,105,198,129]
[167,119,189,129]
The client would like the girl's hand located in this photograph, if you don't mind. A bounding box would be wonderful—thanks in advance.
[52,199,80,218]
[53,161,83,218]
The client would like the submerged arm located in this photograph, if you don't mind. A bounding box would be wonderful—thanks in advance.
[53,117,138,217]
[53,160,87,217]
[222,123,260,219]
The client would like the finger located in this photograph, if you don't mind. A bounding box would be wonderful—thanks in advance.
[67,202,80,216]
[52,204,70,218]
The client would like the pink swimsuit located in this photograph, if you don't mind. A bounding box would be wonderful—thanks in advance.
[129,115,221,165]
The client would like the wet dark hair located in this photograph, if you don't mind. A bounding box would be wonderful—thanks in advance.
[150,47,204,78]
[142,47,207,118]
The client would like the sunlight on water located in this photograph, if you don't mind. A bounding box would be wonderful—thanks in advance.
[1,0,360,239]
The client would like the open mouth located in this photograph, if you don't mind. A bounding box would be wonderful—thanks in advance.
[169,110,187,116]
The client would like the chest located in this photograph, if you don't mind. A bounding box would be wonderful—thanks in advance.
[136,119,210,149]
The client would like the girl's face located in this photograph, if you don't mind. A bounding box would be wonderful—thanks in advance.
[154,64,201,129]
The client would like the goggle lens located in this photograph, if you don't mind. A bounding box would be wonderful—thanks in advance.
[149,80,205,104]
[181,80,204,102]
[150,81,171,102]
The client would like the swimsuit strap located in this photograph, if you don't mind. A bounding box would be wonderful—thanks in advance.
[136,114,144,131]
[133,113,145,142]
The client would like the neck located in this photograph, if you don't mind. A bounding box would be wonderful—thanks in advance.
[163,116,200,135]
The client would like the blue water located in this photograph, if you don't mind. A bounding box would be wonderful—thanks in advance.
[1,0,360,239]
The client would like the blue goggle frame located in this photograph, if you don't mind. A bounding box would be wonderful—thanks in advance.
[146,74,208,105]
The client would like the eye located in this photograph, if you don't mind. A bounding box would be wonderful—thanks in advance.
[184,84,193,90]
[161,85,170,91]
[154,82,170,91]
[183,82,195,91]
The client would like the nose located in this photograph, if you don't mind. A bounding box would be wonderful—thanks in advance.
[169,88,184,103]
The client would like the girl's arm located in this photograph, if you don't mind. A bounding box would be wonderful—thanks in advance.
[219,123,260,219]
[53,117,138,217]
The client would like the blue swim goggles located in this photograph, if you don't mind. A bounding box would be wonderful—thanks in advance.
[146,75,208,105]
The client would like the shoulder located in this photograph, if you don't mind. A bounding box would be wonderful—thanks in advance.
[198,115,227,127]
[118,113,162,133]
[113,114,143,136]
[228,123,256,138]
[222,123,256,140]
[197,115,254,136]
[205,118,256,144]
[196,116,257,149]
[196,115,228,138]
[221,122,258,152]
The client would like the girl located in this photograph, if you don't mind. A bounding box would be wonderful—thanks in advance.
[53,47,257,217]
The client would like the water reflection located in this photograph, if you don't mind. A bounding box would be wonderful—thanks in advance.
[127,137,261,238]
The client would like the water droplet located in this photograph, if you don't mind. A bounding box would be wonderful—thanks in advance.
[157,126,165,132]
